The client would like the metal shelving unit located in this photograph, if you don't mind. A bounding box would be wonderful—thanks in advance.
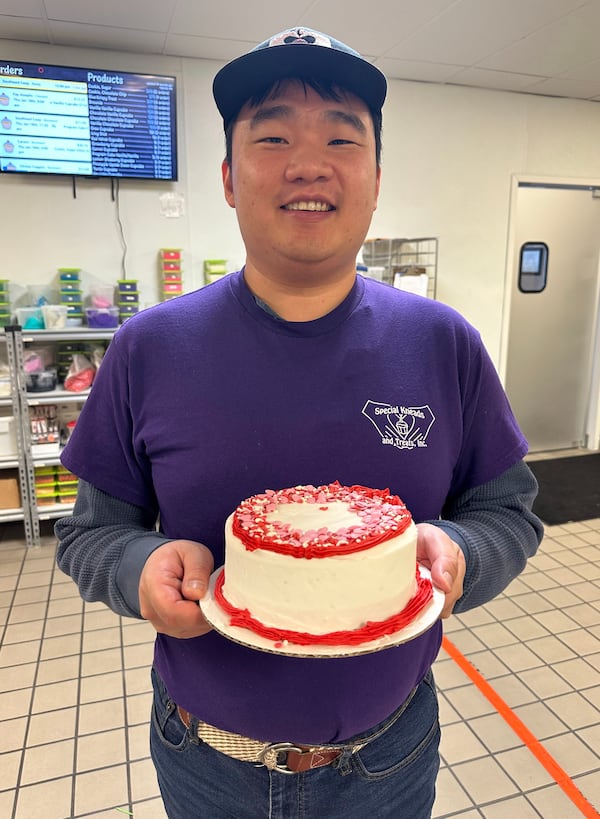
[2,326,38,545]
[3,326,116,547]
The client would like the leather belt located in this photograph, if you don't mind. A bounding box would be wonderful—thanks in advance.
[177,706,366,774]
[176,683,419,775]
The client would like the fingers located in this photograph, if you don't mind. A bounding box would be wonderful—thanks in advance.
[434,546,465,593]
[416,523,466,619]
[139,540,215,638]
[181,543,215,601]
[437,547,465,618]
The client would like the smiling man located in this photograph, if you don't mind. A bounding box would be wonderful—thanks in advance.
[221,81,381,318]
[56,27,543,819]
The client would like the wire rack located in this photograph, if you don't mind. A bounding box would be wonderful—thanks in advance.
[361,237,438,299]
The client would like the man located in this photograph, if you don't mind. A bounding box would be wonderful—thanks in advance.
[56,27,543,818]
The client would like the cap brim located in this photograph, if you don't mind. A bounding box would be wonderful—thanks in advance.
[213,43,386,126]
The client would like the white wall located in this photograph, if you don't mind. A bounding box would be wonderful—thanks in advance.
[374,81,600,361]
[3,39,600,366]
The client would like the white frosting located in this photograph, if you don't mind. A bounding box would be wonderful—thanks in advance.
[265,499,364,531]
[222,497,418,634]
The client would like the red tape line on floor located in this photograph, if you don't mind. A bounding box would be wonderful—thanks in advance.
[442,635,600,818]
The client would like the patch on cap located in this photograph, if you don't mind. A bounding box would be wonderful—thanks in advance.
[268,28,332,49]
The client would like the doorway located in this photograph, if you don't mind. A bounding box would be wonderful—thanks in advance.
[503,182,600,453]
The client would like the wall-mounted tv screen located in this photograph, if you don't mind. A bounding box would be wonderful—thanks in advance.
[0,60,178,180]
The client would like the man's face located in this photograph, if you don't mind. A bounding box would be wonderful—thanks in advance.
[222,81,381,284]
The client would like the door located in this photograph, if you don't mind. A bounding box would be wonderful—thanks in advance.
[504,184,600,453]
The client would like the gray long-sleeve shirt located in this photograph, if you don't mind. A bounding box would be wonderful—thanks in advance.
[55,460,543,620]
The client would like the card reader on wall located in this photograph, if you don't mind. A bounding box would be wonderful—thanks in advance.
[518,242,548,293]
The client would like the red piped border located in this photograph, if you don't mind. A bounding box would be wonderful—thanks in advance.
[214,567,433,647]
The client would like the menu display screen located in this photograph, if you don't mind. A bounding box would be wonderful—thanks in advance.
[0,60,178,180]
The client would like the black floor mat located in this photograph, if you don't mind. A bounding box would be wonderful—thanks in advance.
[528,454,600,525]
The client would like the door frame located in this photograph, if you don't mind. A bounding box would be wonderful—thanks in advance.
[499,174,600,452]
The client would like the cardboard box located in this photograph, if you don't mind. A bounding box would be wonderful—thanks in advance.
[0,471,21,509]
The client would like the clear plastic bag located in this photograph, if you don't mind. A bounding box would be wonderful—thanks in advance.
[64,354,95,392]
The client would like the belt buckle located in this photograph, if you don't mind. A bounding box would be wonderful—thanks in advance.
[259,741,304,774]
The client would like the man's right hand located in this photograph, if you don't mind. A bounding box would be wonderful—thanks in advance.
[139,540,215,638]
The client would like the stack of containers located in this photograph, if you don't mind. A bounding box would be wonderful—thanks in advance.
[159,249,183,300]
[34,464,79,506]
[0,280,10,327]
[117,280,139,323]
[58,268,84,326]
[87,283,119,328]
[56,464,79,503]
[203,260,228,284]
[34,466,58,506]
[56,339,110,384]
[56,340,85,385]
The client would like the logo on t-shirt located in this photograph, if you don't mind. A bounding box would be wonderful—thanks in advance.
[362,400,435,450]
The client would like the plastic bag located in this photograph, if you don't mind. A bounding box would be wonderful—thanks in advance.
[91,346,106,370]
[64,354,95,392]
[23,347,53,374]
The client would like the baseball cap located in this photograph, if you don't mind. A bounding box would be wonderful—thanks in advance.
[213,27,387,128]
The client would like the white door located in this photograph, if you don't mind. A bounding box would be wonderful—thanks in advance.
[504,184,600,453]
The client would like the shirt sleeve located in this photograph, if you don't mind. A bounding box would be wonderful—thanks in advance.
[427,459,544,612]
[55,480,170,618]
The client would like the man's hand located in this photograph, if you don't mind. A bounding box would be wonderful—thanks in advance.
[139,540,215,638]
[416,523,466,619]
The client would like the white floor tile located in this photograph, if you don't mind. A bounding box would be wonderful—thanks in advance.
[0,505,599,819]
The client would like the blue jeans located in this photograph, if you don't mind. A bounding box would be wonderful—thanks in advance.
[150,667,440,819]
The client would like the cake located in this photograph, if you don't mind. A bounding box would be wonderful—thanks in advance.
[213,482,433,648]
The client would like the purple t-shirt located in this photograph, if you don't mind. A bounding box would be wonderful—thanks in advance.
[62,271,526,743]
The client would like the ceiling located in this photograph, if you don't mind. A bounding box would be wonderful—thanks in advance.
[1,0,600,102]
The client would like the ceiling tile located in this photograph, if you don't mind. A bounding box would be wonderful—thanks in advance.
[385,0,586,65]
[44,0,177,32]
[299,0,456,55]
[0,0,45,16]
[378,58,464,84]
[524,76,600,100]
[164,34,253,62]
[46,21,166,54]
[478,2,600,75]
[558,57,600,84]
[0,16,49,44]
[448,67,549,93]
[169,0,315,42]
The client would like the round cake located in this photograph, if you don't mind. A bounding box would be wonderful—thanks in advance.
[213,482,433,647]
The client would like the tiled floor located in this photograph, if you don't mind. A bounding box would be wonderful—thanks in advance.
[435,513,600,818]
[0,508,599,818]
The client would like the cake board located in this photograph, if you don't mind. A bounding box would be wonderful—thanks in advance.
[200,564,445,658]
